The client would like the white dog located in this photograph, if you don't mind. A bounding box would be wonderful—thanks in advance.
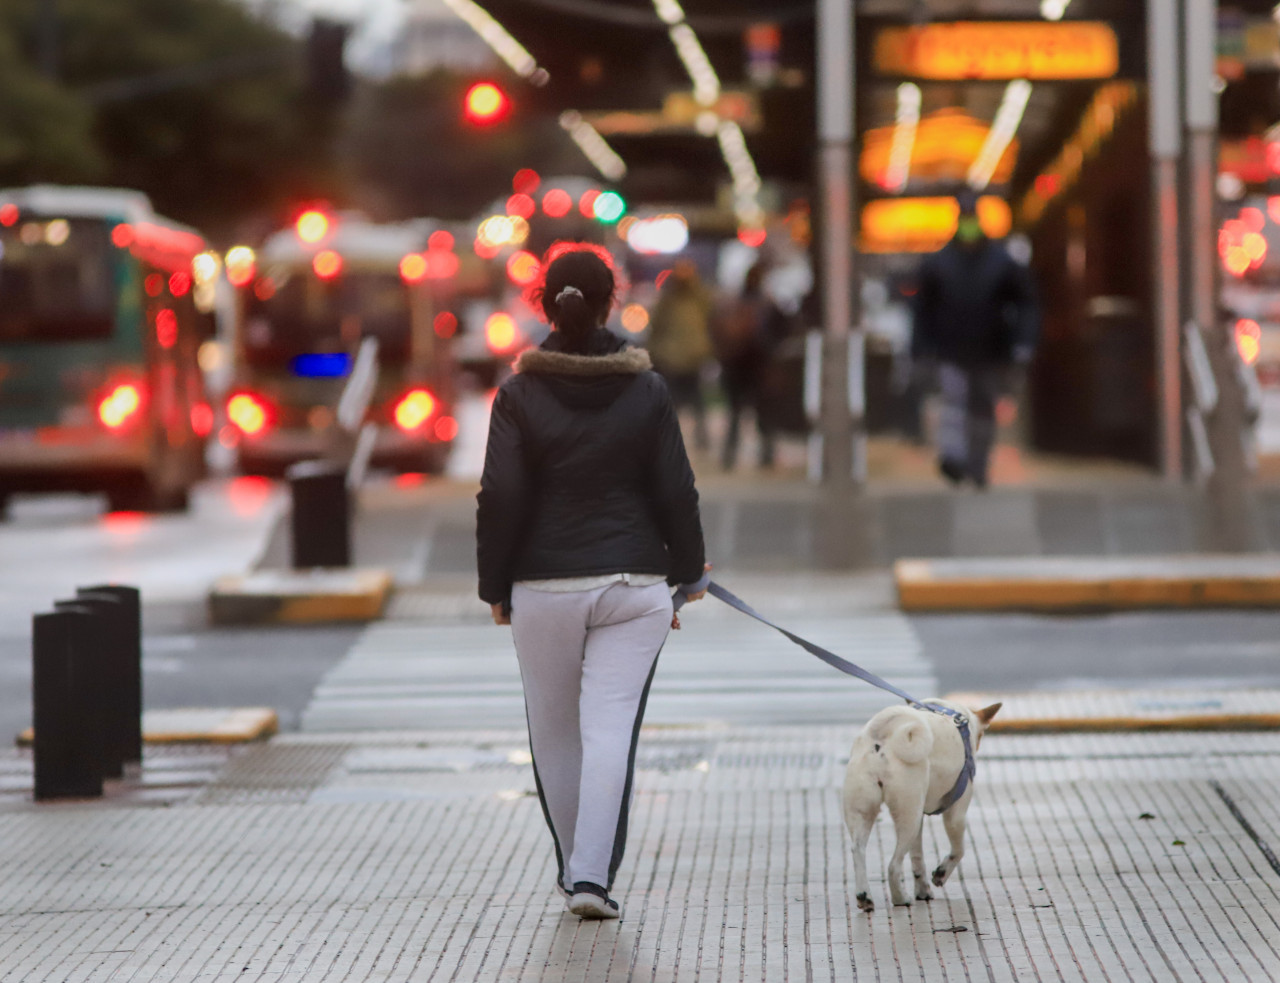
[842,699,1001,912]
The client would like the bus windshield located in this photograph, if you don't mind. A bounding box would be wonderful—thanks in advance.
[244,269,411,367]
[0,218,117,343]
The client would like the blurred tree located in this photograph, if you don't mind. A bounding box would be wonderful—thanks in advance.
[0,0,342,241]
[0,28,101,182]
[341,71,589,222]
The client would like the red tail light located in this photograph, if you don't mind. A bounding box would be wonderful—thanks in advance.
[98,383,144,430]
[394,388,437,432]
[434,415,458,441]
[227,392,271,436]
[313,249,343,280]
[190,402,214,437]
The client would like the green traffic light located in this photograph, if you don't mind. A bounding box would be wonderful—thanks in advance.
[593,191,626,223]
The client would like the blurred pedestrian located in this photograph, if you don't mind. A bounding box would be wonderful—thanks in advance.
[476,243,709,921]
[911,190,1040,488]
[710,262,782,470]
[647,258,714,451]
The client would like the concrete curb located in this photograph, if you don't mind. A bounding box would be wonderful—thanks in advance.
[17,707,278,747]
[207,568,393,624]
[896,555,1280,611]
[945,688,1280,733]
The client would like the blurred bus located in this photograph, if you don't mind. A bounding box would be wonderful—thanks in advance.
[224,212,469,475]
[0,185,216,514]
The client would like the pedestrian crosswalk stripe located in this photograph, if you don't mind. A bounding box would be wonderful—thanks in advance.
[302,611,935,733]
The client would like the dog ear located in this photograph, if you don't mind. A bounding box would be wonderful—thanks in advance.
[975,702,1002,725]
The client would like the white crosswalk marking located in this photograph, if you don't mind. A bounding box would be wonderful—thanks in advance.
[301,603,934,732]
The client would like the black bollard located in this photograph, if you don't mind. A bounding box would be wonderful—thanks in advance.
[32,607,104,800]
[286,459,351,568]
[78,585,143,769]
[53,595,127,779]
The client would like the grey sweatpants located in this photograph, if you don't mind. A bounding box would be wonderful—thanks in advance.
[510,581,673,890]
[937,361,1007,483]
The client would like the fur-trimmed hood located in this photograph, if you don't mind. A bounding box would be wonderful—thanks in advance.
[515,346,652,377]
[512,341,654,412]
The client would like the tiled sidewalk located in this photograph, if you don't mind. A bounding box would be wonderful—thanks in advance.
[2,728,1278,981]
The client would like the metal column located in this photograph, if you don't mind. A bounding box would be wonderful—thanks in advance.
[1148,0,1184,481]
[1184,0,1258,549]
[815,0,861,487]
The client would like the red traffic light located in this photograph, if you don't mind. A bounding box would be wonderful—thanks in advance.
[296,209,330,244]
[465,82,510,125]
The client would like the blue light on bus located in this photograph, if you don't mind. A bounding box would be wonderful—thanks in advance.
[291,353,351,378]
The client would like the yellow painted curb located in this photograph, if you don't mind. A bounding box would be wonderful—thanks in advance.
[945,689,1280,733]
[208,568,393,624]
[17,707,278,747]
[896,558,1280,611]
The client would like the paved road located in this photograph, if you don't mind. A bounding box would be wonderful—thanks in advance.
[302,588,934,732]
[0,477,282,635]
[912,609,1280,693]
[0,479,353,742]
[4,460,1280,742]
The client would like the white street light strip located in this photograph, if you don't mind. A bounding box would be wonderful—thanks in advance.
[885,82,922,193]
[442,0,627,181]
[669,24,720,108]
[559,111,628,181]
[653,0,684,26]
[1040,0,1072,20]
[968,79,1033,190]
[718,120,765,226]
[651,0,764,229]
[439,0,542,80]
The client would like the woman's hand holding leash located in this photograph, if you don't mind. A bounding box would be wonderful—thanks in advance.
[491,602,510,626]
[671,564,712,629]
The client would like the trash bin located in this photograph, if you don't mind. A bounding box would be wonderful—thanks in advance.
[286,460,351,568]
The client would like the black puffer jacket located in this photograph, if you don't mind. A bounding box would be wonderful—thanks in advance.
[911,237,1040,365]
[476,330,706,606]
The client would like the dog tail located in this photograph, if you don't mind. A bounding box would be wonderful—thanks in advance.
[885,715,934,765]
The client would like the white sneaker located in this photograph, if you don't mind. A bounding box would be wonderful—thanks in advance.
[568,882,620,920]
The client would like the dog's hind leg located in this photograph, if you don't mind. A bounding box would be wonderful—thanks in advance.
[910,823,933,901]
[886,787,927,906]
[846,808,876,913]
[931,802,969,888]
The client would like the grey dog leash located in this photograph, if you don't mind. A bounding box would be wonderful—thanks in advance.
[674,578,976,812]
[674,579,925,706]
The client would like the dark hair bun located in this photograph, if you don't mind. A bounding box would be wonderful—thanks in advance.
[533,244,617,353]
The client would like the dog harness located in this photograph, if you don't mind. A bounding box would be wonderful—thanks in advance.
[675,579,978,815]
[923,708,975,815]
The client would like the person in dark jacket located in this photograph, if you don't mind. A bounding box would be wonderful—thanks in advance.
[711,262,784,471]
[476,243,708,921]
[912,190,1040,488]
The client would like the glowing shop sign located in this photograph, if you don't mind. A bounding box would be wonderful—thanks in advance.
[861,196,1012,255]
[860,109,1016,189]
[874,22,1120,81]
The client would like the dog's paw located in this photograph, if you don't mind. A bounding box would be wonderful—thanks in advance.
[892,896,913,907]
[856,892,875,913]
[931,865,950,888]
[915,886,934,901]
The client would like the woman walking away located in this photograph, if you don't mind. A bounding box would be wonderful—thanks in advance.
[476,243,709,921]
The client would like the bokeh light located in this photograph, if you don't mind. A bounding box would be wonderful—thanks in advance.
[542,189,572,218]
[621,304,650,334]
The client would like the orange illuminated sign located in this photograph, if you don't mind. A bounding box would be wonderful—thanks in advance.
[874,22,1119,81]
[860,109,1017,189]
[861,196,1012,254]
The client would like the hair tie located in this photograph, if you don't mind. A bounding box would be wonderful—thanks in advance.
[555,286,584,305]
